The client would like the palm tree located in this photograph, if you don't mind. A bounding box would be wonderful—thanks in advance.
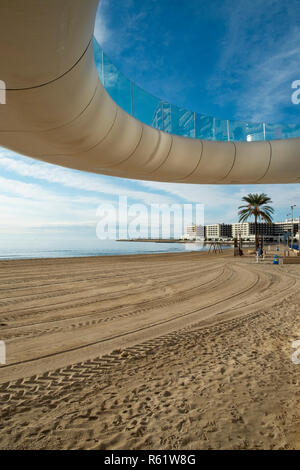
[238,193,274,249]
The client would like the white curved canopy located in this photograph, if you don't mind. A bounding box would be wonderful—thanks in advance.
[0,0,299,184]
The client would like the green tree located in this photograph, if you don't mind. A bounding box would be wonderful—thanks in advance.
[238,193,274,249]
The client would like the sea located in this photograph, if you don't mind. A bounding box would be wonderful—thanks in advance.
[0,240,221,261]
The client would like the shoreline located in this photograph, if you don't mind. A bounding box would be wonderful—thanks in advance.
[117,238,198,243]
[0,247,233,263]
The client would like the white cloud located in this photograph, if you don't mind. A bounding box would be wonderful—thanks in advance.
[0,150,174,205]
[139,180,300,223]
[0,150,177,233]
[94,16,110,46]
[209,0,300,122]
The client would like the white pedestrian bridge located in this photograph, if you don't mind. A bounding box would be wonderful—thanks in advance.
[0,0,300,184]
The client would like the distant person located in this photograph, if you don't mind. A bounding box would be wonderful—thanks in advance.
[256,246,262,262]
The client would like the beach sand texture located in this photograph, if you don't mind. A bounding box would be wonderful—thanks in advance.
[0,250,299,449]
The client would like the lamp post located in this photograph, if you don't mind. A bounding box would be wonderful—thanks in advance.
[291,205,296,238]
[286,213,291,248]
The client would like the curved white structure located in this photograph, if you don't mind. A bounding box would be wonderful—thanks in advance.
[0,0,299,184]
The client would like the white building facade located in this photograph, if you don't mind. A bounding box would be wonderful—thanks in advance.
[205,224,232,240]
[183,224,205,240]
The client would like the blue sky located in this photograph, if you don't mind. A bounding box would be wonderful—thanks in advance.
[96,0,300,124]
[1,0,300,250]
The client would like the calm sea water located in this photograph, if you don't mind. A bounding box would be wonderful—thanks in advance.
[0,240,218,260]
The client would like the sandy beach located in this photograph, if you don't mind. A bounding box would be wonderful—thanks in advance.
[0,249,299,449]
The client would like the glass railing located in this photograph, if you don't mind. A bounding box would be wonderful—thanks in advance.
[93,38,300,142]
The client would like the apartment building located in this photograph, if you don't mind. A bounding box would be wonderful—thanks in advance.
[232,222,277,240]
[196,219,300,242]
[183,224,205,240]
[205,224,232,240]
[231,220,300,241]
[274,220,299,237]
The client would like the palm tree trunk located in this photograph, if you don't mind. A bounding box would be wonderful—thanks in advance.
[255,214,258,249]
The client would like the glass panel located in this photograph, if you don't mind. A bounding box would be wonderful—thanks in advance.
[196,114,215,140]
[103,54,131,115]
[229,120,247,142]
[214,119,228,141]
[245,122,264,141]
[170,106,195,137]
[162,102,172,133]
[265,123,283,140]
[265,123,300,140]
[132,83,161,127]
[280,123,300,139]
[151,101,163,130]
[93,38,300,142]
[93,38,103,85]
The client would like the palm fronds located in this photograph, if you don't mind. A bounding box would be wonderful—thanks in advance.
[238,193,274,248]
